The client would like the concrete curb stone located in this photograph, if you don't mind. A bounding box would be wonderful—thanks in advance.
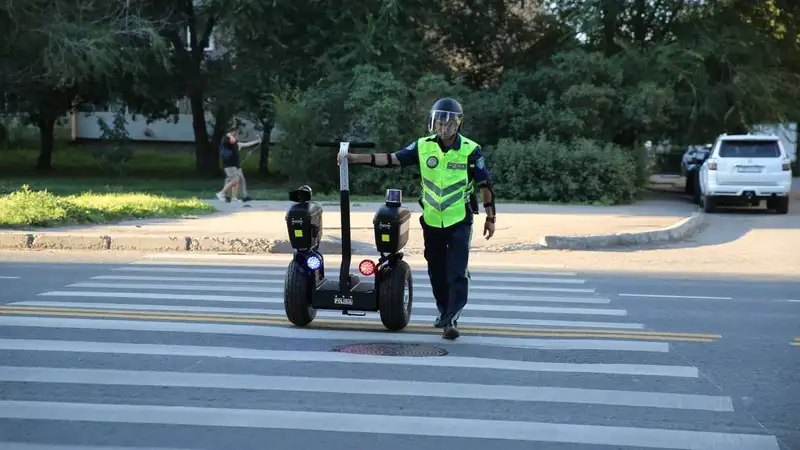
[538,210,706,250]
[0,213,703,253]
[31,233,110,250]
[110,236,189,252]
[0,233,34,249]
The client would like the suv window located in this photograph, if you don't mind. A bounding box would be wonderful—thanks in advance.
[719,140,781,158]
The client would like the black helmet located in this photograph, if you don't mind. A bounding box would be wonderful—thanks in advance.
[428,98,463,139]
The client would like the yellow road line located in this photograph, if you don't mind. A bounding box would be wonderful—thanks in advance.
[0,307,716,342]
[0,305,722,339]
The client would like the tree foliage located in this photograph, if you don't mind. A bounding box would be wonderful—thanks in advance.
[4,0,800,203]
[0,0,169,170]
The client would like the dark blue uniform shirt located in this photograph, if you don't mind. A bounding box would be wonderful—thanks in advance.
[393,134,491,185]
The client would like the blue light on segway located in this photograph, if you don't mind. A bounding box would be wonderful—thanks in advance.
[306,255,322,271]
[385,188,402,206]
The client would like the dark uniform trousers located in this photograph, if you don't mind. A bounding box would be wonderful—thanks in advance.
[420,212,473,325]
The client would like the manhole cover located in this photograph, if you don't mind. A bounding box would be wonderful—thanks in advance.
[332,343,448,357]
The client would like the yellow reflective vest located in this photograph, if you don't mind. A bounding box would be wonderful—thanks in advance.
[417,134,478,228]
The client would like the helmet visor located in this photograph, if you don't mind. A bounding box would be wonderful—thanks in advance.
[429,110,462,137]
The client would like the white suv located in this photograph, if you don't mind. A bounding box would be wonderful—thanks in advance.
[698,133,793,214]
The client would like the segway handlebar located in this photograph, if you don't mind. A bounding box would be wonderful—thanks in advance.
[321,141,377,193]
[317,140,376,292]
[314,142,375,149]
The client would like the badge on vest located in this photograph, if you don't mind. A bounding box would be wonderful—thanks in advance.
[426,156,439,168]
[447,162,467,170]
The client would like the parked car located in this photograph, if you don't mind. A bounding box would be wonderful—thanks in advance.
[697,133,793,213]
[682,144,712,195]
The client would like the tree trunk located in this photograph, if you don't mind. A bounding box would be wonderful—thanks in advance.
[258,119,275,176]
[600,0,620,57]
[188,89,218,177]
[36,116,56,172]
[632,0,647,46]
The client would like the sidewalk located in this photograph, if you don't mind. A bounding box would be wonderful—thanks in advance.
[0,197,703,253]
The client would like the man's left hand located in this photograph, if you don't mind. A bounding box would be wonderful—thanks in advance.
[483,217,495,240]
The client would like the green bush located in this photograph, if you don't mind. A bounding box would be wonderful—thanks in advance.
[270,64,467,197]
[0,185,215,228]
[489,135,639,205]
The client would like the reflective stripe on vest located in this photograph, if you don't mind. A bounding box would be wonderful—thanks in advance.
[417,134,478,228]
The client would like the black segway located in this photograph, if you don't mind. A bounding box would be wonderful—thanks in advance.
[282,141,413,331]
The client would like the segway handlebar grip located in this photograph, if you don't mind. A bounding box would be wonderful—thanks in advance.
[338,142,350,192]
[315,142,376,149]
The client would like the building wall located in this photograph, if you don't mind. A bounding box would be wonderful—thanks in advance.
[751,122,797,162]
[71,99,274,143]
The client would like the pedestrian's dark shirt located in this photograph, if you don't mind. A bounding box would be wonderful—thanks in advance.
[220,136,240,168]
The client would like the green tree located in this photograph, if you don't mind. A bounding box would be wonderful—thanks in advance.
[0,0,169,171]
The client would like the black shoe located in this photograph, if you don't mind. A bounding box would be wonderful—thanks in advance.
[442,325,459,340]
[242,196,252,202]
[434,315,444,328]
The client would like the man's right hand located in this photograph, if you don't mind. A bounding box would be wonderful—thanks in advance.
[336,153,355,167]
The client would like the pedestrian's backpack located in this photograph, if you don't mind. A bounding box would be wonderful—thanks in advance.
[219,136,233,160]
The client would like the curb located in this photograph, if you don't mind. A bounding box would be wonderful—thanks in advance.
[538,211,706,250]
[0,213,705,254]
[0,232,344,254]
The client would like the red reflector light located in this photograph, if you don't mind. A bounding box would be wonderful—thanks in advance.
[359,259,376,276]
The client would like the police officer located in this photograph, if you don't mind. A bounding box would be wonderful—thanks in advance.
[338,98,497,340]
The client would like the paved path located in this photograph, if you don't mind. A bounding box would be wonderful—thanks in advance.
[0,253,796,449]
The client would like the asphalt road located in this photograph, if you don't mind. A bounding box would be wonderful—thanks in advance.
[0,252,797,450]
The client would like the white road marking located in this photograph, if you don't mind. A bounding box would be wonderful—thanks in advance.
[1,444,185,450]
[139,253,575,271]
[50,287,624,315]
[0,401,778,449]
[0,338,692,375]
[0,276,20,279]
[93,274,587,285]
[618,293,733,300]
[70,281,595,294]
[11,301,645,329]
[39,289,612,305]
[0,318,661,352]
[0,366,732,411]
[113,266,582,280]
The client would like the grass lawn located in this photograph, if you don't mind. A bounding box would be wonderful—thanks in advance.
[0,185,216,229]
[0,144,379,202]
[1,140,663,208]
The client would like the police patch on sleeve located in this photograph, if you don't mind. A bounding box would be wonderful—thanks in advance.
[476,156,486,169]
[405,142,415,151]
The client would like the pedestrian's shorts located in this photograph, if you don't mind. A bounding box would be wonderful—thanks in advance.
[224,167,240,184]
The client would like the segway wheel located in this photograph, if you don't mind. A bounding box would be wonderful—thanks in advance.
[378,259,412,331]
[284,260,316,327]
